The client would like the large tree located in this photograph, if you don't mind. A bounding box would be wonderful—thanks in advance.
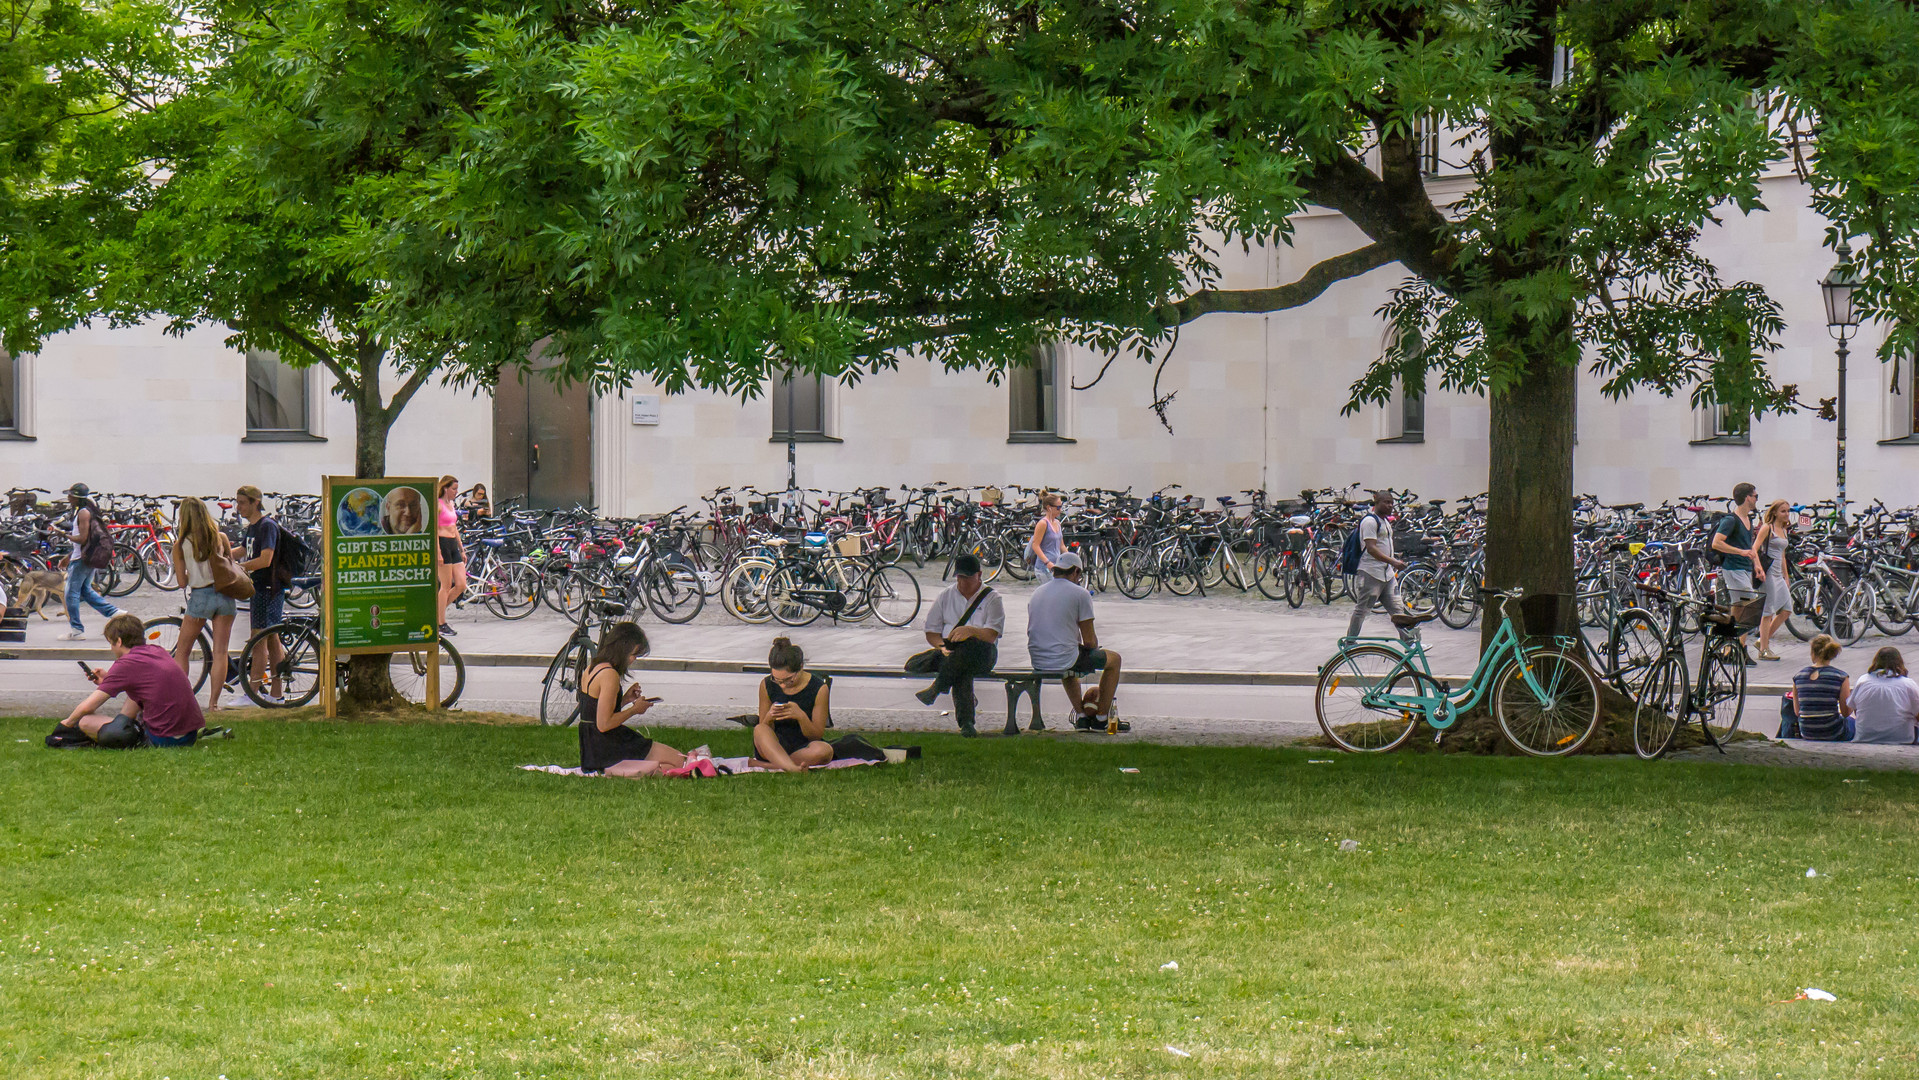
[361,0,1919,634]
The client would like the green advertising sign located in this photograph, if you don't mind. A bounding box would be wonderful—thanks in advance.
[324,476,439,650]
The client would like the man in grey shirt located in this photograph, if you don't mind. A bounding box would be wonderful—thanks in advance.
[1345,490,1412,641]
[1026,552,1126,731]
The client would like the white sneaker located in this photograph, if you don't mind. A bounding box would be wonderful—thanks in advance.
[56,630,86,641]
[255,690,286,706]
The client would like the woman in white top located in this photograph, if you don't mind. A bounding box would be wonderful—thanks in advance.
[1849,647,1919,745]
[171,497,238,710]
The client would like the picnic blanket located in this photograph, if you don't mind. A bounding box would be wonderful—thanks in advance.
[519,751,882,778]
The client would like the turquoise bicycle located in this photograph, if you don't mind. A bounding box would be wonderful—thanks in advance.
[1314,586,1602,756]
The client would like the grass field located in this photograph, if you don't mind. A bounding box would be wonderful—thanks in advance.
[3,715,1915,1079]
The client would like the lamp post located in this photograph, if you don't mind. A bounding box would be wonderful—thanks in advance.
[1820,239,1862,528]
[783,368,799,527]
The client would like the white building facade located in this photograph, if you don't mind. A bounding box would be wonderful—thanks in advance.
[4,171,1914,514]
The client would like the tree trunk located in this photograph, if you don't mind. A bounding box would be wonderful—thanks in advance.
[1481,351,1577,648]
[344,339,400,706]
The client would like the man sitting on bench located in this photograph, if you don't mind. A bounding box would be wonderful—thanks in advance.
[1025,551,1126,732]
[910,553,1004,737]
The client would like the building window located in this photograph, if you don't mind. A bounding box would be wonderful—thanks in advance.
[0,351,16,433]
[1378,375,1425,444]
[1880,351,1919,444]
[1410,113,1442,176]
[1009,343,1072,442]
[1692,400,1750,445]
[245,349,310,436]
[771,369,833,441]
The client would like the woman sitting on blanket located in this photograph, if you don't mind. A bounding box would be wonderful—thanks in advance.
[753,637,834,773]
[579,623,688,776]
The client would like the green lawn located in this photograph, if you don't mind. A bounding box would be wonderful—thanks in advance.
[2,716,1914,1079]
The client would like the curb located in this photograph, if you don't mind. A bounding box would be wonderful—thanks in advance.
[2,645,1797,693]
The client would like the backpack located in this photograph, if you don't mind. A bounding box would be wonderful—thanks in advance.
[1339,514,1380,576]
[79,512,114,571]
[269,520,311,589]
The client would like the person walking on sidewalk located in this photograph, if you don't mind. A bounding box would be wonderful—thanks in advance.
[910,553,1005,737]
[170,496,238,711]
[236,485,287,703]
[435,475,467,638]
[1711,482,1764,665]
[1753,498,1793,661]
[1027,491,1066,579]
[57,483,121,641]
[1344,491,1410,642]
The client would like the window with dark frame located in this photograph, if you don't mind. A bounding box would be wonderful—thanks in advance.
[1401,382,1425,438]
[771,369,827,439]
[1009,343,1059,437]
[0,351,15,432]
[245,349,309,434]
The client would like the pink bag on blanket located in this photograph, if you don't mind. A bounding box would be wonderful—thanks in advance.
[662,757,720,779]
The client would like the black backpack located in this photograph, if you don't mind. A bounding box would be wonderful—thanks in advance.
[269,520,311,588]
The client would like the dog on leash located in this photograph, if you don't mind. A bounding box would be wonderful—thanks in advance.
[11,570,67,620]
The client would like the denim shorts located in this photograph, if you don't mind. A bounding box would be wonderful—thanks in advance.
[249,588,285,629]
[186,585,238,620]
[147,730,200,748]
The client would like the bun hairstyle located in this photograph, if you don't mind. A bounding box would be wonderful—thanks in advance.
[768,636,805,672]
[1809,634,1842,665]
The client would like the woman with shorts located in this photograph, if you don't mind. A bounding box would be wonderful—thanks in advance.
[578,623,688,776]
[436,475,467,637]
[752,637,835,772]
[170,497,238,710]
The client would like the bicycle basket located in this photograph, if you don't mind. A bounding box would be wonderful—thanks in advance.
[981,486,1003,505]
[1705,591,1764,635]
[835,534,864,557]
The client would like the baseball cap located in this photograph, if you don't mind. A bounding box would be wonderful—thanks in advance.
[1053,551,1083,571]
[67,483,90,497]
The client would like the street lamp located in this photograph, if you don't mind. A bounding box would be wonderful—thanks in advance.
[1820,238,1862,527]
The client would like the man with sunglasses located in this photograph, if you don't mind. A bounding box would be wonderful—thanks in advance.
[1711,481,1764,666]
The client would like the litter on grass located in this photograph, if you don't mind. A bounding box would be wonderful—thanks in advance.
[1308,759,1335,764]
[1120,767,1141,774]
[1165,1045,1192,1058]
[1338,839,1360,852]
[1773,988,1837,1003]
[1160,961,1179,971]
[1806,868,1818,878]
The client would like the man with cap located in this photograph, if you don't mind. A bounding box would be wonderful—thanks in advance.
[58,483,122,641]
[909,552,1005,737]
[1025,550,1126,731]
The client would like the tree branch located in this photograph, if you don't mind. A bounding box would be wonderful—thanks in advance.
[1153,242,1397,324]
[386,357,441,418]
[269,318,358,396]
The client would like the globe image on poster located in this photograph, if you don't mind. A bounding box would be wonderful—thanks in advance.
[337,487,384,537]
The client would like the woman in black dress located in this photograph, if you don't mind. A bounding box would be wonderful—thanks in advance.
[752,637,834,772]
[579,623,687,776]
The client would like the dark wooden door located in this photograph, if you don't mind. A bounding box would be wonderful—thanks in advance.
[493,347,592,511]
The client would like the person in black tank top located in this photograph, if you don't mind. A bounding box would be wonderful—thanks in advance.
[754,637,834,772]
[578,623,687,776]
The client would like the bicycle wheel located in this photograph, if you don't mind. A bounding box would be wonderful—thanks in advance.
[643,560,707,624]
[1314,549,1342,603]
[1786,577,1824,642]
[1631,653,1690,759]
[1869,573,1912,637]
[390,641,464,708]
[720,560,776,624]
[539,639,590,726]
[1314,644,1426,753]
[284,579,319,610]
[1491,645,1600,756]
[1113,545,1157,599]
[1163,552,1200,596]
[1825,580,1872,646]
[696,542,729,596]
[1698,636,1748,745]
[1000,529,1035,581]
[140,541,177,591]
[864,564,923,627]
[483,560,543,620]
[766,564,823,627]
[242,623,323,708]
[1399,566,1439,617]
[1285,560,1308,608]
[1437,569,1480,629]
[102,542,143,597]
[1604,607,1664,697]
[142,616,211,694]
[1251,547,1286,601]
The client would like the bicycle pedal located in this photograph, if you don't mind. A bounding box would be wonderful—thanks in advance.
[1433,729,1444,745]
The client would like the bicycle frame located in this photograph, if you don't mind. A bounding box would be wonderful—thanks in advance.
[1343,596,1567,727]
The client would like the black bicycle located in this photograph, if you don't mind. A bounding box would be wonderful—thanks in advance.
[1629,583,1753,759]
[539,599,632,726]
